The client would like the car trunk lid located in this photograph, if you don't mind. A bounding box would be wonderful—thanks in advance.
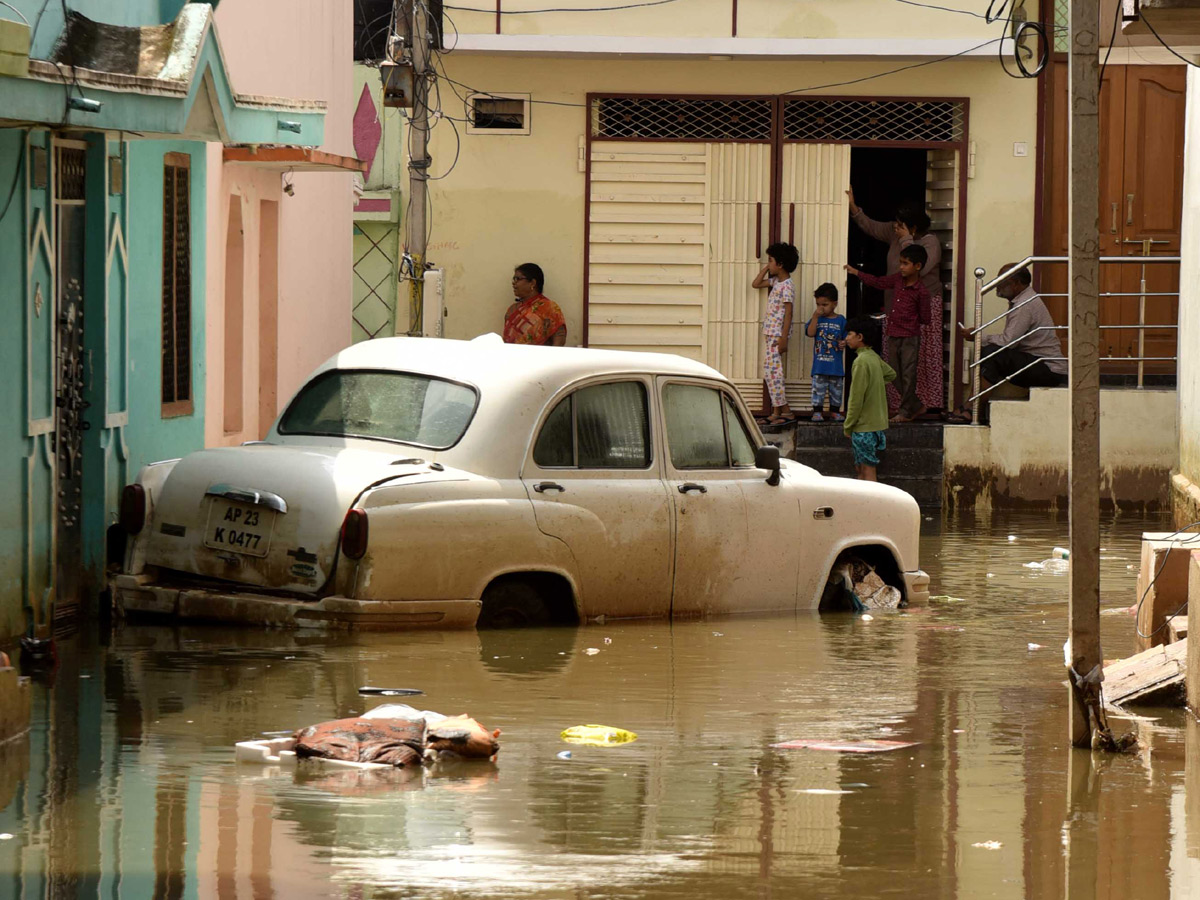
[143,444,425,593]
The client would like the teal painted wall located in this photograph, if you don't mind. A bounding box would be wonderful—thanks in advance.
[0,131,207,641]
[122,139,207,475]
[0,131,28,641]
[5,0,167,59]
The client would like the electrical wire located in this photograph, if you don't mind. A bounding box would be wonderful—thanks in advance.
[1140,13,1200,67]
[1133,521,1200,640]
[0,1,28,24]
[781,37,1003,94]
[1099,0,1122,85]
[0,130,27,224]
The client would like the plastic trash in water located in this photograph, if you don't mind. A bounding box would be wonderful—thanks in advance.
[561,724,638,746]
[556,750,572,760]
[972,841,1003,850]
[583,648,600,656]
[1052,547,1070,560]
[860,614,874,622]
[1008,535,1017,542]
[1028,643,1043,651]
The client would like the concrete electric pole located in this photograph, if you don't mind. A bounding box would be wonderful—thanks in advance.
[1066,0,1102,749]
[405,0,431,335]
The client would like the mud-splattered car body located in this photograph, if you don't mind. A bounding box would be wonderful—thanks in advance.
[112,335,928,629]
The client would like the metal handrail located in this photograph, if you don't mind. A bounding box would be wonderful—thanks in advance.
[969,254,1182,423]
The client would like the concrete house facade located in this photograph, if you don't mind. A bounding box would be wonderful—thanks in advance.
[425,0,1042,413]
[0,0,356,641]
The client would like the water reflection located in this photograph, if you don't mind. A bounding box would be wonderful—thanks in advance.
[1,511,1198,898]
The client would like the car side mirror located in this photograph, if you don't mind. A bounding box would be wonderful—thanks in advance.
[755,445,781,486]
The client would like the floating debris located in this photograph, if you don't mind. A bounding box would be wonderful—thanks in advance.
[972,841,1003,850]
[561,724,637,746]
[772,739,920,754]
[583,648,600,656]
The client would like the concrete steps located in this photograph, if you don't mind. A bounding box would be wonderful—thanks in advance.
[784,421,944,509]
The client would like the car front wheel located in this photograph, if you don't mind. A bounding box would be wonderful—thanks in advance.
[478,580,549,629]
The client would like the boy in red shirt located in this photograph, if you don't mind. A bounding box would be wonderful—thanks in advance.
[844,244,930,422]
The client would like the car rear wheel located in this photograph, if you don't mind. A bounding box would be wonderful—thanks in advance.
[478,581,549,629]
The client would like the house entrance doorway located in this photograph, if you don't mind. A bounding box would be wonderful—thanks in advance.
[584,94,968,411]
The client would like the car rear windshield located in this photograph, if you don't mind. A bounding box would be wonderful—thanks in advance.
[278,370,478,449]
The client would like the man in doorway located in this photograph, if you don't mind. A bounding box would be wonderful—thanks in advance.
[980,263,1068,396]
[503,263,566,346]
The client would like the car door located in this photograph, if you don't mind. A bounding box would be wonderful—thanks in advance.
[659,379,803,616]
[521,377,674,620]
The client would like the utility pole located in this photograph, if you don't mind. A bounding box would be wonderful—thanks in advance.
[1066,0,1102,749]
[405,0,430,335]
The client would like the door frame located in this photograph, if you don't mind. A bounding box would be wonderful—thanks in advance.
[583,91,971,409]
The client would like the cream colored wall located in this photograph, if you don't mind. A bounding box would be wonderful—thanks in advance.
[1177,68,1200,488]
[428,55,1037,351]
[204,0,355,448]
[945,388,1178,506]
[451,0,1039,40]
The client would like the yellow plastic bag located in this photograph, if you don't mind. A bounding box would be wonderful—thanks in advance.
[560,724,638,746]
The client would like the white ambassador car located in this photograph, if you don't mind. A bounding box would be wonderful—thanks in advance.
[112,335,929,630]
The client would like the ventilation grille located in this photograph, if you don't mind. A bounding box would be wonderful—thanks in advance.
[162,155,191,410]
[55,146,86,200]
[591,97,773,141]
[783,99,965,144]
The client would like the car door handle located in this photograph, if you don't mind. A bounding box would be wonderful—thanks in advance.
[678,483,707,494]
[813,506,834,519]
[534,482,565,493]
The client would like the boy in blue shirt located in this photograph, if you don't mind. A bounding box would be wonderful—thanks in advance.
[804,283,847,422]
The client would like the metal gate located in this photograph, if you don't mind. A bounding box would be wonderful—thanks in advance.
[584,93,969,410]
[53,141,88,624]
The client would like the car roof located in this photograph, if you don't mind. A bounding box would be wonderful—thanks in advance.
[317,334,726,384]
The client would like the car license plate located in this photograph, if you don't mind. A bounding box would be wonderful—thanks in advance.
[204,499,276,558]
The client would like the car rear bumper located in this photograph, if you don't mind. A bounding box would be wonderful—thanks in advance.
[111,574,482,631]
[903,569,931,607]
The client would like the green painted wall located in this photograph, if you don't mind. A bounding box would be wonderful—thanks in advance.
[0,131,28,640]
[0,131,207,641]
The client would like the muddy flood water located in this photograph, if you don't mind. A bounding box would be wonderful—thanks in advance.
[2,511,1199,898]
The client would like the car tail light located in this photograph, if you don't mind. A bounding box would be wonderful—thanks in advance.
[120,484,146,534]
[341,508,369,560]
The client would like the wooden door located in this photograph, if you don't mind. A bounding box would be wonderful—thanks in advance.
[1117,66,1185,377]
[1039,64,1185,379]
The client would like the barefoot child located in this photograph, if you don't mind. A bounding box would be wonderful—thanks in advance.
[845,244,930,423]
[804,282,846,421]
[752,243,799,425]
[842,316,896,482]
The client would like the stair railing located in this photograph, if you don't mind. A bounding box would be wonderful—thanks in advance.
[967,254,1181,426]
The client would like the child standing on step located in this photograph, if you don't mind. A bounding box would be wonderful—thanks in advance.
[805,282,846,422]
[842,316,896,482]
[752,242,800,425]
[845,244,930,423]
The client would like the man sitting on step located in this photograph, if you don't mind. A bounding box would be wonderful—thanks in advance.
[980,264,1069,394]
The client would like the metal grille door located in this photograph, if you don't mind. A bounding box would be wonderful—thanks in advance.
[778,144,852,401]
[705,142,772,407]
[586,141,710,358]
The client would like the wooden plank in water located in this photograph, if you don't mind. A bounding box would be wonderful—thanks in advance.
[1105,638,1187,707]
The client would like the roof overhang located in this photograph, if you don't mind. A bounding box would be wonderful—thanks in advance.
[223,146,369,173]
[0,4,326,144]
[446,34,1009,61]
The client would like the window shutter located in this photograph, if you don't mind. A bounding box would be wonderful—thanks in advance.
[161,153,193,417]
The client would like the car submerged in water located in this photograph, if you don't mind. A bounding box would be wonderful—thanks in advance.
[112,335,929,630]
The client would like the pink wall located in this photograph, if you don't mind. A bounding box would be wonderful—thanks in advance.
[205,0,354,447]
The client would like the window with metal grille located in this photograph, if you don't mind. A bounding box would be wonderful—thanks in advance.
[591,96,773,141]
[55,146,86,200]
[783,99,965,144]
[161,152,193,417]
[1054,0,1068,53]
[468,94,530,134]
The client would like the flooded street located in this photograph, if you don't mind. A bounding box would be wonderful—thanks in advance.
[1,512,1196,899]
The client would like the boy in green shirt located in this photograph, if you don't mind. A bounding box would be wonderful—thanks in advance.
[842,316,897,482]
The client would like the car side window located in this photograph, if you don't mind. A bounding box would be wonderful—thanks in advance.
[533,381,650,469]
[664,384,729,468]
[724,395,757,467]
